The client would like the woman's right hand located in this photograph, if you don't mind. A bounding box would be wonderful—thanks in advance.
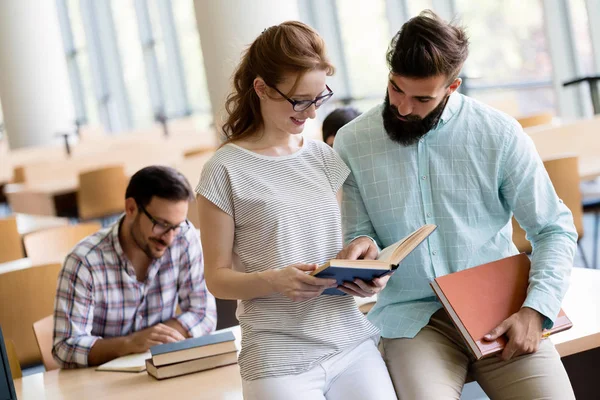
[266,264,338,302]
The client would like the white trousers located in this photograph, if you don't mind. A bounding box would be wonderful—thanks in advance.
[242,338,397,400]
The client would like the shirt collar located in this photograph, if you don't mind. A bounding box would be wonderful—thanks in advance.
[438,92,462,127]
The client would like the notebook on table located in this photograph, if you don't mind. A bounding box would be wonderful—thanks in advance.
[96,351,151,373]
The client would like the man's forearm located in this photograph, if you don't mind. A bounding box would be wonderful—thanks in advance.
[87,336,131,366]
[164,318,190,338]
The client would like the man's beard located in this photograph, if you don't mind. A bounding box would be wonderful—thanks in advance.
[382,92,449,146]
[131,217,164,259]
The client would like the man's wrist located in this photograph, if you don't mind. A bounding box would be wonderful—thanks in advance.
[352,235,378,247]
[521,306,545,327]
[120,333,135,355]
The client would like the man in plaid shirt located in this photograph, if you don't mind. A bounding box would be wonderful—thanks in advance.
[52,165,217,368]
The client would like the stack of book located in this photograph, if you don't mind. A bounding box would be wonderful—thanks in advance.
[146,330,238,380]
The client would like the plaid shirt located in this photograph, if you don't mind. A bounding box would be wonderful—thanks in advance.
[52,217,217,368]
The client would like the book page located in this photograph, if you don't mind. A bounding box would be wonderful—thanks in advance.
[377,224,437,265]
[376,234,411,263]
[96,351,151,372]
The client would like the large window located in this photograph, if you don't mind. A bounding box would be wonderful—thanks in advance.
[57,0,212,133]
[111,0,153,128]
[336,0,390,106]
[58,0,100,127]
[172,0,212,125]
[569,0,594,76]
[406,0,434,17]
[454,0,554,116]
[313,0,600,119]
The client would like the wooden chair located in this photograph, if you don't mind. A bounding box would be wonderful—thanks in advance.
[12,166,25,183]
[77,165,128,220]
[183,147,214,159]
[517,112,554,128]
[0,263,62,366]
[5,338,22,379]
[0,216,25,263]
[512,156,586,263]
[23,222,101,265]
[32,315,59,371]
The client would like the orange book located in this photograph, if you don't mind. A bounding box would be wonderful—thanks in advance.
[430,253,573,359]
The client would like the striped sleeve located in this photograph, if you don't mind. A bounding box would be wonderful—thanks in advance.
[52,254,99,368]
[196,155,234,217]
[317,142,350,193]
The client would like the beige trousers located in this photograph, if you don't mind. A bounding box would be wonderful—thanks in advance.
[380,309,575,400]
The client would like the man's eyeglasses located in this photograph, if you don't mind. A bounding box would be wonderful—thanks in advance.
[138,204,190,237]
[269,84,334,112]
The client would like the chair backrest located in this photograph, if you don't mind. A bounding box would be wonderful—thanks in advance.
[517,112,553,128]
[0,263,62,366]
[4,339,21,380]
[512,156,583,253]
[23,222,101,265]
[0,216,24,263]
[77,165,128,220]
[32,315,59,371]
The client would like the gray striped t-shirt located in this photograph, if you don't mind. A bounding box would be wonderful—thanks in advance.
[196,138,379,380]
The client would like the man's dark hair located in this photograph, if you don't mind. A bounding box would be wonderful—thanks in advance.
[387,10,469,83]
[322,107,361,143]
[125,165,194,207]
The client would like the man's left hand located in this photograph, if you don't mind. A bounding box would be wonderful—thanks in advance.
[338,275,391,297]
[484,307,545,361]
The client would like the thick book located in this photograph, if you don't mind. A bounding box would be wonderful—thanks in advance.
[150,330,236,367]
[430,253,573,359]
[145,351,238,380]
[312,224,437,295]
[95,351,150,372]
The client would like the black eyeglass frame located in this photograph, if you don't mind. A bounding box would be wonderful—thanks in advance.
[138,204,190,236]
[268,84,334,112]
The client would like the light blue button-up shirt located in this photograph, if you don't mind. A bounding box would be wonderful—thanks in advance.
[334,92,577,339]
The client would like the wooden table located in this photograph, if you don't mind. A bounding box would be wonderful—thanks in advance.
[15,214,69,235]
[552,267,600,356]
[15,326,243,400]
[4,182,78,217]
[15,363,243,400]
[552,267,600,399]
[12,269,600,399]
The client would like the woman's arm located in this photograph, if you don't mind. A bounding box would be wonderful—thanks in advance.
[197,195,337,301]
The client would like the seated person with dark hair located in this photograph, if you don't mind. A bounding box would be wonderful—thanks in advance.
[322,107,361,146]
[53,165,217,368]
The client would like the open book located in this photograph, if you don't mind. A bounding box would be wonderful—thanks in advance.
[430,253,573,359]
[96,351,151,373]
[312,224,437,295]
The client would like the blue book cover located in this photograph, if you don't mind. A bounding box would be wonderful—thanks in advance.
[150,330,235,356]
[316,265,396,295]
[313,224,437,295]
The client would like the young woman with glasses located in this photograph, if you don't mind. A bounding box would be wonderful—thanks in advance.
[196,21,395,400]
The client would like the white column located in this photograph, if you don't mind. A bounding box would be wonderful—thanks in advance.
[0,0,75,149]
[194,0,300,138]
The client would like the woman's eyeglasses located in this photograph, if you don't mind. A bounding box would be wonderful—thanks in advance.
[268,85,334,112]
